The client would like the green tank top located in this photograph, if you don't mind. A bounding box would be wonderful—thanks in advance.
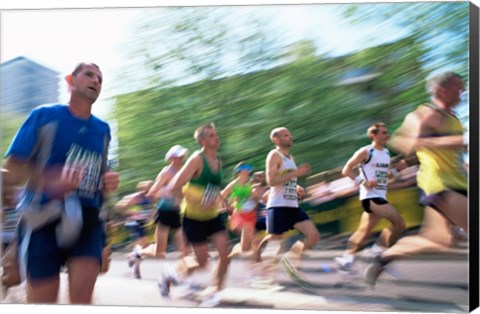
[416,103,467,195]
[181,151,223,220]
[231,182,252,210]
[190,152,223,187]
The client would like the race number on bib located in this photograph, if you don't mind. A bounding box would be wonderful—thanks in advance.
[375,170,388,190]
[201,183,221,207]
[283,179,297,200]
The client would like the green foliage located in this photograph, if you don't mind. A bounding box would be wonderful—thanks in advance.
[1,111,27,159]
[113,36,427,194]
[342,2,469,75]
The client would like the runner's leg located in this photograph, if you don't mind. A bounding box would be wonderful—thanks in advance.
[27,276,60,303]
[381,206,453,261]
[210,230,230,290]
[68,257,99,304]
[369,202,406,248]
[346,211,380,255]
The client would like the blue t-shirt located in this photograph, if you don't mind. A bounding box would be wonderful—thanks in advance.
[5,104,111,209]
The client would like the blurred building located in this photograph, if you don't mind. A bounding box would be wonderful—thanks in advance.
[1,56,60,113]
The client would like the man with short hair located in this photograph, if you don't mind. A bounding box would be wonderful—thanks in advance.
[159,123,229,304]
[261,127,320,282]
[2,62,119,304]
[334,122,406,274]
[364,72,468,286]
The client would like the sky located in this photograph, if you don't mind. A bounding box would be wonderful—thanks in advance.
[0,0,415,118]
[0,0,477,121]
[1,8,144,117]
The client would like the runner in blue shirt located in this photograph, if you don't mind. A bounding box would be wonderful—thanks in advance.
[2,62,119,304]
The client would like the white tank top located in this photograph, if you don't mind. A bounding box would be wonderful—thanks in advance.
[358,145,391,200]
[267,150,299,208]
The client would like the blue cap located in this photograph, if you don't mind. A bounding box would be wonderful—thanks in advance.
[234,163,254,174]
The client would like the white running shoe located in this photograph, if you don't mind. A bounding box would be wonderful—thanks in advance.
[334,256,353,273]
[158,274,177,297]
[361,245,384,261]
[158,263,179,297]
[127,244,142,267]
[199,293,221,307]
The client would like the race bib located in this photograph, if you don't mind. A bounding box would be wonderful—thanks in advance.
[375,170,388,190]
[283,179,298,200]
[201,183,220,207]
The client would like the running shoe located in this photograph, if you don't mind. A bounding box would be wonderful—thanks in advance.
[158,275,177,297]
[158,263,179,297]
[176,282,204,299]
[133,260,141,279]
[363,257,385,287]
[199,293,221,307]
[280,255,313,288]
[127,244,142,267]
[334,256,354,273]
[361,245,384,261]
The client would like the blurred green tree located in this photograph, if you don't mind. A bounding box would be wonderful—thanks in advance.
[114,35,427,195]
[1,111,27,161]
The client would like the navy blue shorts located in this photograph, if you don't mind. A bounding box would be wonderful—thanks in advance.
[419,189,468,210]
[182,215,225,244]
[25,219,106,281]
[361,198,389,214]
[125,220,148,238]
[155,199,181,229]
[266,207,310,235]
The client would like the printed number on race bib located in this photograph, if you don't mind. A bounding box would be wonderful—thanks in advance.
[201,184,220,207]
[283,179,297,200]
[375,170,388,190]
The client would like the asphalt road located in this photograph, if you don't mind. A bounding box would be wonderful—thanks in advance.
[2,240,470,312]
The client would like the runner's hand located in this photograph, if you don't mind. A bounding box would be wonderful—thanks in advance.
[296,186,305,199]
[296,164,311,177]
[364,179,377,189]
[103,171,119,193]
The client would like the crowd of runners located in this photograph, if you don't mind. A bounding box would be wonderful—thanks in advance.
[0,63,469,307]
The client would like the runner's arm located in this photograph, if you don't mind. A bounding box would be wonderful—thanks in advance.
[341,148,369,182]
[146,167,170,201]
[221,178,237,199]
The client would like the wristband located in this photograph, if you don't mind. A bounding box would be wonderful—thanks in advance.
[391,168,399,176]
[463,132,469,146]
[354,176,364,185]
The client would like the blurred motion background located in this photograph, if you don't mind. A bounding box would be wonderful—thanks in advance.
[1,2,471,242]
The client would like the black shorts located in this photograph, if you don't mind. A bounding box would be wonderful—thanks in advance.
[361,198,389,213]
[155,198,181,229]
[255,204,267,231]
[182,215,226,244]
[156,211,182,229]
